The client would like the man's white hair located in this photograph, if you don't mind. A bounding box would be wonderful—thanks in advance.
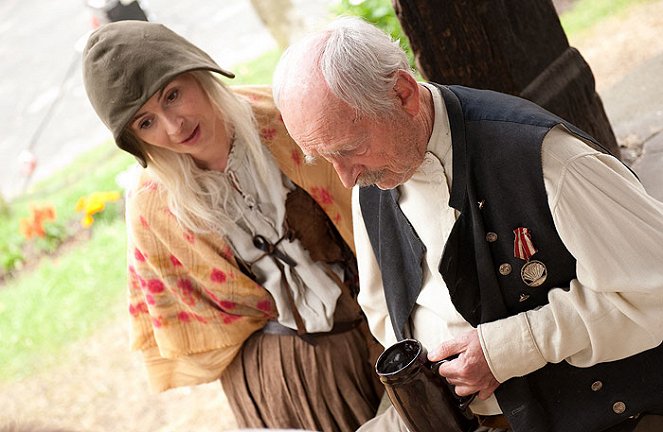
[273,16,413,118]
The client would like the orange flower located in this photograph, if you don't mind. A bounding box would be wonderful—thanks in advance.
[19,204,57,240]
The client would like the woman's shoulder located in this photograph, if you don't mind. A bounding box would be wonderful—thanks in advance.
[230,85,276,116]
[125,169,169,223]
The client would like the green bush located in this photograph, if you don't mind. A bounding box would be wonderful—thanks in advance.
[0,240,24,275]
[334,0,416,70]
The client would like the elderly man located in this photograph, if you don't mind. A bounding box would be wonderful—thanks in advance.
[272,16,663,432]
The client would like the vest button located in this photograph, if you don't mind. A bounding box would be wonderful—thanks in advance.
[591,381,603,391]
[613,401,626,414]
[498,263,512,275]
[485,232,498,242]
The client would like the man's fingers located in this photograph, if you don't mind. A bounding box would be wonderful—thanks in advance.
[450,384,475,398]
[428,340,464,362]
[436,356,463,378]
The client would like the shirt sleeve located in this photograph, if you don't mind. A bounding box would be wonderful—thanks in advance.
[479,126,663,383]
[352,187,398,348]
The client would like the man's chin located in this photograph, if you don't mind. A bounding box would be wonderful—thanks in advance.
[375,180,400,190]
[357,171,386,188]
[357,179,399,190]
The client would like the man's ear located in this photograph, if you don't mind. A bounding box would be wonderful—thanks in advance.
[393,70,420,116]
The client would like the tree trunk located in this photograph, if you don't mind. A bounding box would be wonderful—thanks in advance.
[250,0,304,51]
[392,0,619,157]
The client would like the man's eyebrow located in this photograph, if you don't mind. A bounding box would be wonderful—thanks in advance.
[325,139,366,157]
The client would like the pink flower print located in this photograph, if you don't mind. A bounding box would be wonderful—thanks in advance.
[129,277,141,291]
[177,278,196,306]
[291,149,302,166]
[203,288,221,306]
[334,212,342,224]
[128,267,141,290]
[260,127,276,141]
[220,300,236,310]
[139,216,149,229]
[129,303,139,317]
[183,230,195,244]
[147,279,165,294]
[129,302,149,317]
[311,186,334,206]
[220,244,234,261]
[134,248,146,262]
[152,316,163,328]
[146,294,155,305]
[257,299,273,312]
[178,311,208,324]
[210,268,227,283]
[222,313,241,324]
[170,255,182,267]
[144,180,158,191]
[177,278,194,294]
[228,269,238,281]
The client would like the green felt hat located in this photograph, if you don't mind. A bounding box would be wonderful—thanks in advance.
[82,21,234,167]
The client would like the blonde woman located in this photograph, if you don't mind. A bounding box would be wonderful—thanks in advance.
[82,21,381,431]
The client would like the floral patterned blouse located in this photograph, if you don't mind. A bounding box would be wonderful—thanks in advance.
[125,86,353,391]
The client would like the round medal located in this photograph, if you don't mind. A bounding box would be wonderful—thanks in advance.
[521,260,547,287]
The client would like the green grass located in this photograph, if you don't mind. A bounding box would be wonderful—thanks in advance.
[0,219,127,381]
[0,143,134,382]
[222,48,283,86]
[560,0,655,37]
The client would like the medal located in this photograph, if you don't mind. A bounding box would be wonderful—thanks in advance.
[521,260,547,287]
[513,227,547,287]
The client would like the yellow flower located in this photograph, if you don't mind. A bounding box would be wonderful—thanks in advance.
[75,197,86,212]
[75,190,121,228]
[85,195,105,215]
[81,214,95,228]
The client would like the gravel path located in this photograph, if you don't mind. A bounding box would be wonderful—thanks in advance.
[2,2,662,431]
[0,308,237,431]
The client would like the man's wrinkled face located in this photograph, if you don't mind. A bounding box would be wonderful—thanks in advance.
[280,85,420,190]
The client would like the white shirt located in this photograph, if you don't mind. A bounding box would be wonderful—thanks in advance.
[352,82,663,415]
[223,138,341,332]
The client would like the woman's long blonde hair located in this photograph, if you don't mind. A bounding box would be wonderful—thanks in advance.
[124,71,269,234]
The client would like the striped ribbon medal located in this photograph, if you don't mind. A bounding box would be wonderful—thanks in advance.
[513,227,548,287]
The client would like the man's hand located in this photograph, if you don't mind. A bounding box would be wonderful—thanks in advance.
[428,329,500,400]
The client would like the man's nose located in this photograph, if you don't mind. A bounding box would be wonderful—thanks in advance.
[332,159,356,189]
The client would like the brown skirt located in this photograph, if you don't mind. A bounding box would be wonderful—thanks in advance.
[220,326,383,432]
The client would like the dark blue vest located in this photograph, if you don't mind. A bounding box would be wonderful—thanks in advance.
[359,84,663,432]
